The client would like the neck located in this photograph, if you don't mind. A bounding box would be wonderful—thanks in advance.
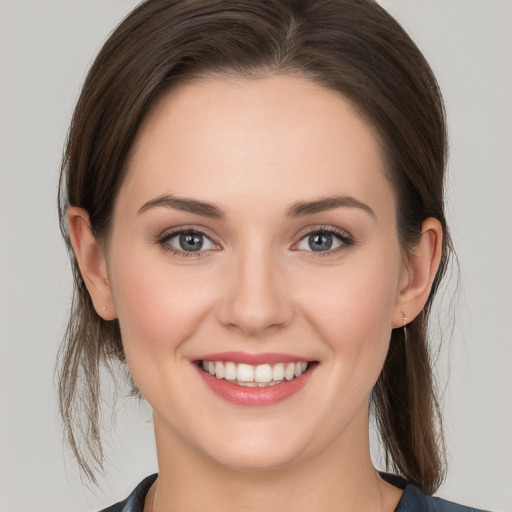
[148,409,401,512]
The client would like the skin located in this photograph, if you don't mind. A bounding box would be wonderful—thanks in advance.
[68,75,442,511]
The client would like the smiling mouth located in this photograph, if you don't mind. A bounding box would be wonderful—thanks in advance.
[198,360,312,387]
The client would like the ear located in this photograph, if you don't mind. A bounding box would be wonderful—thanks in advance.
[393,217,443,328]
[67,206,117,320]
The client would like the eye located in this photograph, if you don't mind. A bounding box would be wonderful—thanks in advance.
[160,229,217,254]
[295,228,352,253]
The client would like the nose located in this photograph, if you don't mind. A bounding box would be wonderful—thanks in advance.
[216,245,294,337]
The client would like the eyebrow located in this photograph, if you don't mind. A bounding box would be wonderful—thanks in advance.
[137,194,226,219]
[137,194,375,219]
[286,195,375,218]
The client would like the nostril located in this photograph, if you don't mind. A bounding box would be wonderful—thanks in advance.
[216,303,295,337]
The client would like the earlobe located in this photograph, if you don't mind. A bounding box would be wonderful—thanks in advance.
[393,217,443,328]
[67,206,117,320]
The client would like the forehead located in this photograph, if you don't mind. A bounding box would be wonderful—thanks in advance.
[120,74,393,220]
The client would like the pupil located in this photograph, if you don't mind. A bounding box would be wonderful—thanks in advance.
[309,233,332,251]
[180,233,203,251]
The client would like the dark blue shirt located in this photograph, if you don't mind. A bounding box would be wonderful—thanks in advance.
[99,473,491,511]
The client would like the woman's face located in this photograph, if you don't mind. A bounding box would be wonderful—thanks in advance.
[106,75,409,470]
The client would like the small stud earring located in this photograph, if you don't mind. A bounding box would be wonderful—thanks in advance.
[102,306,107,311]
[401,311,407,342]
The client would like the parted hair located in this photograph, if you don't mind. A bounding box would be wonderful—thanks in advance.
[57,0,451,493]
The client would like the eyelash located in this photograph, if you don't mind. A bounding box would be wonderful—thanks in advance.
[157,225,354,258]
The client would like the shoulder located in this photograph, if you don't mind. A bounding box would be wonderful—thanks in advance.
[98,474,157,512]
[397,482,492,512]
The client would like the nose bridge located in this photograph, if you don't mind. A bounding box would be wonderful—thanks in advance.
[217,237,292,336]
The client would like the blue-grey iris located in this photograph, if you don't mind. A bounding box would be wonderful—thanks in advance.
[309,233,333,251]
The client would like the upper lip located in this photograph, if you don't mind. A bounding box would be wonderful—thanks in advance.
[193,351,313,365]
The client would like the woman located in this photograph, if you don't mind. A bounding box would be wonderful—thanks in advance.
[57,0,490,510]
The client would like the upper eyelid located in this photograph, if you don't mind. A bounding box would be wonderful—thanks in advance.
[291,228,354,258]
[159,225,218,242]
[295,225,353,241]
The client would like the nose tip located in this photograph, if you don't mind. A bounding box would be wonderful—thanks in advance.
[226,302,288,336]
[216,255,294,337]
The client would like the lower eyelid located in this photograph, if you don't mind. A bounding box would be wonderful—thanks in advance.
[163,248,204,258]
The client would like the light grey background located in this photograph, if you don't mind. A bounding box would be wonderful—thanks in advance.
[0,1,510,511]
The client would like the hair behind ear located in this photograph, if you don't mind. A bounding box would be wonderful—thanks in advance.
[372,311,446,495]
[56,267,124,484]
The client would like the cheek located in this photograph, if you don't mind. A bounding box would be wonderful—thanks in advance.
[108,247,213,366]
[298,251,401,374]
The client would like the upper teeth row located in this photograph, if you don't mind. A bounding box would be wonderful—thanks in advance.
[201,361,308,383]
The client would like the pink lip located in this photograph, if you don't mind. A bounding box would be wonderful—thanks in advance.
[194,351,311,365]
[195,361,316,407]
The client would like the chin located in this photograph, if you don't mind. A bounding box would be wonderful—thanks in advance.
[199,425,313,473]
[209,446,303,474]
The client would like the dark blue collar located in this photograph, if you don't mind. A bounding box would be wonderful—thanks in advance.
[99,473,490,512]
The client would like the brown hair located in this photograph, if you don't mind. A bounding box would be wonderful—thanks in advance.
[58,0,451,493]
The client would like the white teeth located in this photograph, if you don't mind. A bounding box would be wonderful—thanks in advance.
[215,361,225,379]
[200,359,310,386]
[224,362,237,380]
[272,363,285,381]
[254,364,272,383]
[284,362,296,380]
[237,363,255,382]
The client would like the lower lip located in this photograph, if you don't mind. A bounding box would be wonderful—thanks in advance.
[196,365,315,407]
